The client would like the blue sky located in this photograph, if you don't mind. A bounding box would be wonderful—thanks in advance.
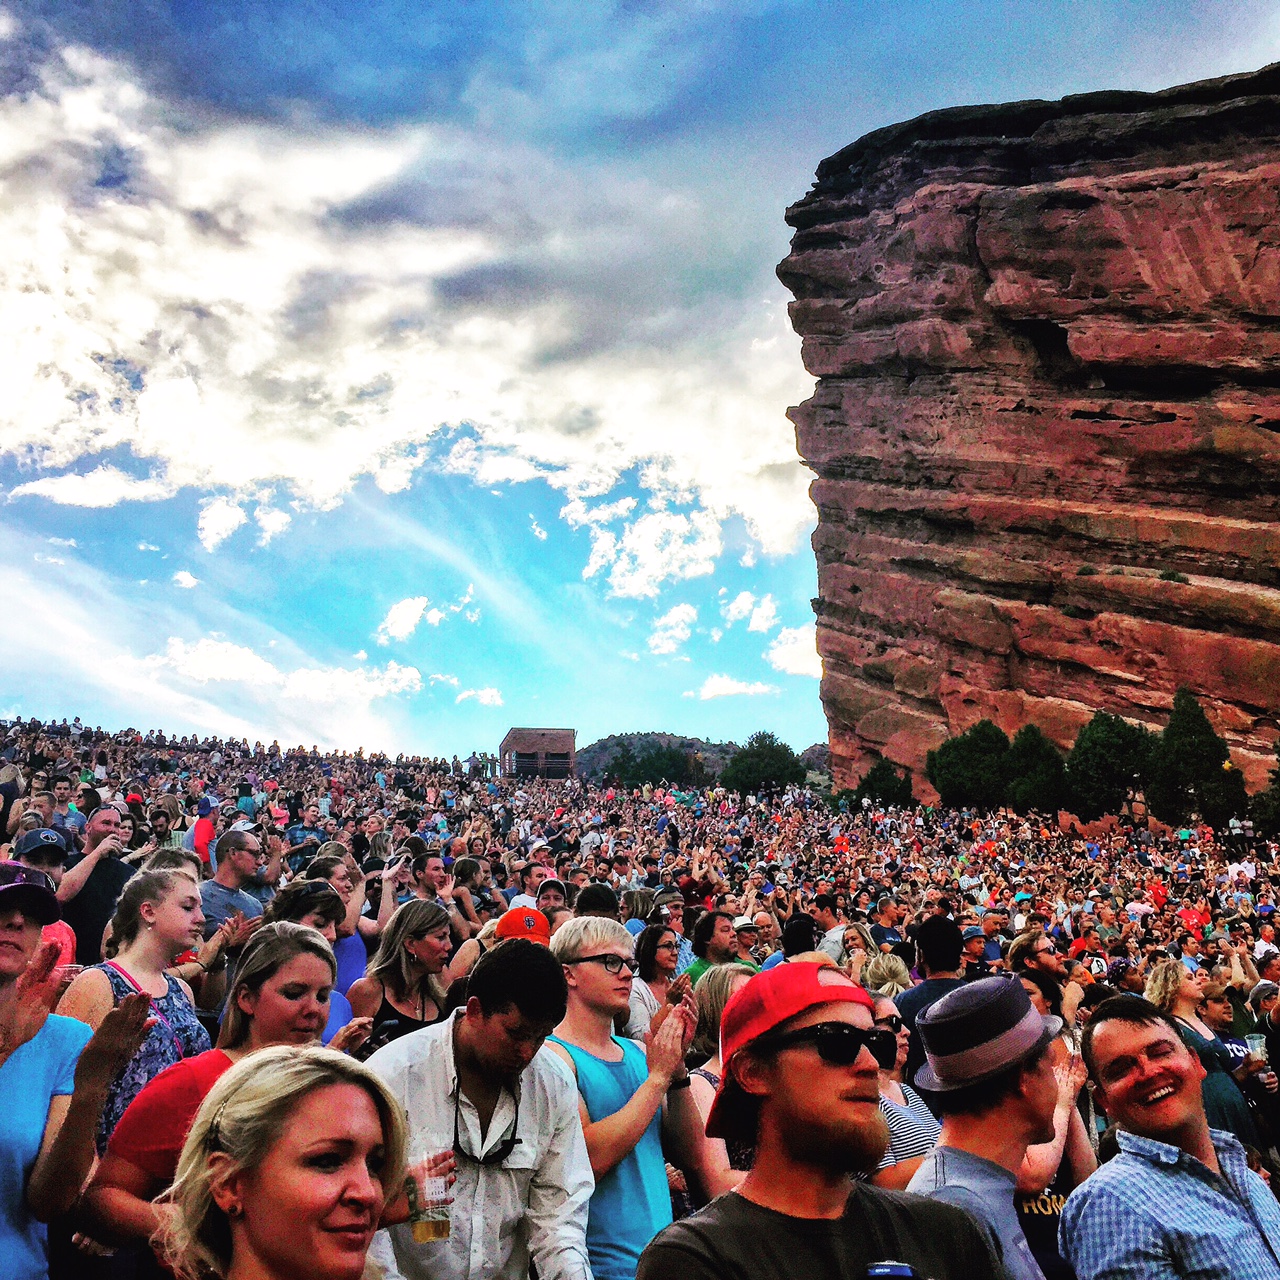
[2,1,1277,756]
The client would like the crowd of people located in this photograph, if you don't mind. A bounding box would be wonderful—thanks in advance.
[3,712,1280,1280]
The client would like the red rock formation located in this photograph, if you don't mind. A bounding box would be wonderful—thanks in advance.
[779,66,1280,803]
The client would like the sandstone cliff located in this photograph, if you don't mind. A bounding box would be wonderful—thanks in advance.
[779,65,1280,802]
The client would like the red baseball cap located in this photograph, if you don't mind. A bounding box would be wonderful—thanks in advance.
[494,906,551,945]
[705,961,873,1139]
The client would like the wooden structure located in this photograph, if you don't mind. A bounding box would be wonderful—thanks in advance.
[499,728,576,779]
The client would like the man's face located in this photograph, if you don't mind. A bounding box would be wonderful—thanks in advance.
[710,914,737,961]
[422,857,446,891]
[1090,1017,1207,1143]
[1027,937,1067,978]
[232,837,266,879]
[662,900,685,935]
[1201,991,1234,1035]
[537,886,565,910]
[735,926,759,953]
[305,805,320,825]
[564,941,634,1017]
[468,1002,558,1082]
[85,806,121,851]
[151,812,170,835]
[53,780,71,805]
[739,999,888,1174]
[524,865,550,895]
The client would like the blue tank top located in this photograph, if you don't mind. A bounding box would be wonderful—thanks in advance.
[548,1034,671,1280]
[333,933,368,996]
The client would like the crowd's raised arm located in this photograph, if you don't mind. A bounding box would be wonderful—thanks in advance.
[2,712,1280,1280]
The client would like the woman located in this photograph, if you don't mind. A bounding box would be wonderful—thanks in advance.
[347,900,451,1057]
[161,1045,407,1280]
[841,921,876,962]
[81,924,371,1265]
[0,864,152,1280]
[867,994,939,1189]
[450,857,491,934]
[302,853,393,995]
[862,953,912,998]
[624,924,689,1039]
[262,881,371,1048]
[1146,956,1262,1146]
[621,889,655,938]
[687,963,756,1199]
[57,869,211,1151]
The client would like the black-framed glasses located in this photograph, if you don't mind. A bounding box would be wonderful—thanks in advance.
[454,1088,521,1165]
[564,953,639,975]
[874,1014,903,1034]
[757,1021,897,1070]
[655,942,680,952]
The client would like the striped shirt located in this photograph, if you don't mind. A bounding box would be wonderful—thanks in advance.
[1060,1128,1280,1279]
[877,1083,941,1171]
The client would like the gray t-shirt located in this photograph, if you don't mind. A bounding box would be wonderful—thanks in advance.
[908,1146,1046,1280]
[200,879,264,937]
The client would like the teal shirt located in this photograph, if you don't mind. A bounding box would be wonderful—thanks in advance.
[549,1034,671,1280]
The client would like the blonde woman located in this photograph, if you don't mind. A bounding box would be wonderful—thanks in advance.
[162,1046,408,1280]
[862,952,912,998]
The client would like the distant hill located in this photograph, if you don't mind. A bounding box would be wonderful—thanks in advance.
[577,732,739,782]
[800,742,830,774]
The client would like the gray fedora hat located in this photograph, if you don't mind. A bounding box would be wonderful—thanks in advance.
[915,975,1061,1092]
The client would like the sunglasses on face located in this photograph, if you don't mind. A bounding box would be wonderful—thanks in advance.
[564,953,639,976]
[759,1021,898,1070]
[874,1014,904,1034]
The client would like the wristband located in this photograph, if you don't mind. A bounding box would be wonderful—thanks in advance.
[668,1074,692,1090]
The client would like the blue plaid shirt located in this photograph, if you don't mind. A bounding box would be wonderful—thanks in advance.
[1060,1128,1280,1279]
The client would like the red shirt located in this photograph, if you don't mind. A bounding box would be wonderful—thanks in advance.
[107,1049,235,1182]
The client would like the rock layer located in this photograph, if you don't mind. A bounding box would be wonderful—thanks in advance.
[779,65,1280,802]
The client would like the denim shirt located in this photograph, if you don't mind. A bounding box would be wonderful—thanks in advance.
[1060,1128,1280,1280]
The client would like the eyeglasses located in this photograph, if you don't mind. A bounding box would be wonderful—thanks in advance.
[564,953,639,976]
[655,942,680,952]
[757,1021,898,1070]
[453,1089,522,1165]
[874,1014,903,1034]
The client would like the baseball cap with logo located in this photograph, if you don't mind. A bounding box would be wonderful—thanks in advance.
[494,907,551,945]
[705,961,874,1139]
[12,828,69,861]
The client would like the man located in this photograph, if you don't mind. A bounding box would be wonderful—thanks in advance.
[1061,996,1280,1279]
[685,910,737,986]
[58,803,135,965]
[536,878,568,912]
[285,801,326,872]
[199,828,267,935]
[980,909,1008,968]
[637,963,999,1280]
[367,939,593,1280]
[11,827,79,965]
[510,861,550,909]
[869,896,905,953]
[895,916,967,1087]
[547,916,703,1280]
[907,976,1060,1280]
[147,806,182,851]
[731,917,764,971]
[808,894,845,963]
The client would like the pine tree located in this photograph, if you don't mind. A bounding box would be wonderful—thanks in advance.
[926,720,1010,810]
[1065,712,1152,822]
[1146,688,1247,828]
[1005,725,1066,815]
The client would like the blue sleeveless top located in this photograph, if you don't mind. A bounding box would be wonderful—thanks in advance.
[548,1034,671,1280]
[94,962,211,1153]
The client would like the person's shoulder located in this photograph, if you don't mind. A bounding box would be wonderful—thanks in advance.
[364,1019,449,1080]
[858,1183,986,1232]
[37,1011,95,1056]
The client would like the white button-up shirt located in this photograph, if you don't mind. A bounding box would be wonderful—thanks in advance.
[366,1013,594,1280]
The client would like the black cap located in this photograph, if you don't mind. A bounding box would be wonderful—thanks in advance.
[12,828,69,861]
[0,863,61,925]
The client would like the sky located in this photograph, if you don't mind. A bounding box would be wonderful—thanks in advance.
[3,1,1279,757]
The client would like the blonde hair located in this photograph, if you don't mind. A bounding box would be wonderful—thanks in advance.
[1144,957,1188,1013]
[162,1046,406,1280]
[691,963,756,1061]
[218,923,336,1050]
[549,915,633,963]
[862,953,912,997]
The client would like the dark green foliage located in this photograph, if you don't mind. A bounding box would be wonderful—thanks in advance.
[1065,711,1153,822]
[853,757,915,808]
[720,731,806,795]
[1159,569,1190,583]
[926,720,1010,810]
[1076,565,1097,576]
[1253,739,1280,838]
[607,741,712,788]
[1005,725,1066,815]
[606,741,638,784]
[1146,688,1247,827]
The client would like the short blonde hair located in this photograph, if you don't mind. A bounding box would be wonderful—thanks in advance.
[162,1046,406,1280]
[1144,957,1188,1013]
[863,953,912,997]
[549,915,633,963]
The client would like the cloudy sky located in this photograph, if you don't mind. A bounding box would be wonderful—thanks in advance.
[3,1,1277,756]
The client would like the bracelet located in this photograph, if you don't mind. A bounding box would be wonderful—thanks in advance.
[668,1074,692,1090]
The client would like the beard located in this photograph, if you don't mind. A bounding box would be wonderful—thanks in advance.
[780,1105,890,1174]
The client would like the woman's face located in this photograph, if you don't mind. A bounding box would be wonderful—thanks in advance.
[1180,970,1204,1004]
[239,952,333,1046]
[0,906,42,982]
[843,930,868,955]
[119,815,135,842]
[300,912,339,946]
[874,997,909,1073]
[405,923,452,975]
[1021,978,1050,1016]
[653,930,679,976]
[326,865,354,901]
[149,877,206,952]
[215,1083,389,1280]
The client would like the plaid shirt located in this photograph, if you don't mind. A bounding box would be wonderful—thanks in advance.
[1060,1128,1280,1279]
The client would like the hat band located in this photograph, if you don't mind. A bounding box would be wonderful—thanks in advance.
[925,1006,1047,1085]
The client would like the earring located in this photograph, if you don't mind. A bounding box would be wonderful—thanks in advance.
[227,1203,243,1219]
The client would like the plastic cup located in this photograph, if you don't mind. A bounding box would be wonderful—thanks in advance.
[1246,1033,1269,1063]
[406,1154,452,1243]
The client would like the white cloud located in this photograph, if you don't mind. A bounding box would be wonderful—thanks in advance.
[530,516,548,541]
[747,594,779,633]
[448,585,475,613]
[172,570,199,588]
[455,687,503,706]
[766,624,822,678]
[34,553,64,564]
[722,590,755,624]
[695,674,778,700]
[648,602,697,656]
[48,536,76,547]
[463,608,481,624]
[138,541,160,552]
[353,649,368,661]
[428,672,459,686]
[197,497,248,552]
[376,596,431,645]
[423,607,447,627]
[596,509,722,599]
[9,466,176,506]
[254,506,292,545]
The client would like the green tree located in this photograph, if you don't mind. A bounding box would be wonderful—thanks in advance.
[720,731,805,795]
[608,741,639,787]
[1146,687,1248,828]
[853,757,915,808]
[1252,738,1280,838]
[1005,724,1066,815]
[1064,711,1152,822]
[925,720,1010,810]
[632,744,691,787]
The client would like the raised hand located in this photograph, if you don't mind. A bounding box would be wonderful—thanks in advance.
[329,1016,374,1055]
[76,991,156,1088]
[646,998,692,1086]
[0,940,62,1063]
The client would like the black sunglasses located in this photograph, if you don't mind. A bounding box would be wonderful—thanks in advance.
[453,1088,521,1165]
[564,953,639,976]
[759,1021,898,1070]
[874,1014,904,1034]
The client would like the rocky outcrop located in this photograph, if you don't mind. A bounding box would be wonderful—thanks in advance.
[779,65,1280,802]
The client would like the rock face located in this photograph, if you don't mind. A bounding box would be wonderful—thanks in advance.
[779,65,1280,802]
